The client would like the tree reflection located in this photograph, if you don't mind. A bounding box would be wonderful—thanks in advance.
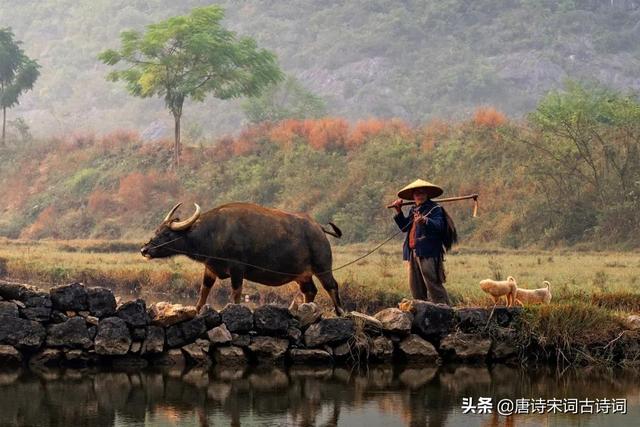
[0,364,638,426]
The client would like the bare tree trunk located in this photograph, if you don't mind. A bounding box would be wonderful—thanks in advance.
[173,112,181,169]
[1,106,6,146]
[171,96,184,170]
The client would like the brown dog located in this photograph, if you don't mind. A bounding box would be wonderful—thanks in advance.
[515,281,552,305]
[479,276,517,307]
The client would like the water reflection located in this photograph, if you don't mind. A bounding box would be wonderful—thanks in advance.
[0,364,638,426]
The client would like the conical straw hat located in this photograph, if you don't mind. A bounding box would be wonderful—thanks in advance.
[397,179,443,200]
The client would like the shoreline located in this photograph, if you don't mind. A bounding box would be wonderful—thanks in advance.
[1,280,639,370]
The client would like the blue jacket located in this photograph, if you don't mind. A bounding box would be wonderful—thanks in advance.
[394,200,446,260]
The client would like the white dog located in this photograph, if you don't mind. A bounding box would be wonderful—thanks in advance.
[479,276,517,307]
[515,281,552,305]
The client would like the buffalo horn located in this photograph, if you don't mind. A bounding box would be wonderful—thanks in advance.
[164,203,183,223]
[169,203,201,231]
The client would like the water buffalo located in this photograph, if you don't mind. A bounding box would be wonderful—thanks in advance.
[140,202,345,315]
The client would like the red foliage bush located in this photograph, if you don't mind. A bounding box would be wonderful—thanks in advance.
[180,145,203,168]
[472,106,507,128]
[21,206,58,239]
[4,175,30,210]
[60,133,96,153]
[231,123,271,156]
[206,136,234,161]
[117,172,149,207]
[307,118,349,151]
[116,172,179,210]
[386,118,413,140]
[348,119,386,148]
[422,118,451,151]
[232,138,258,156]
[347,118,414,149]
[268,119,308,149]
[99,130,140,152]
[137,139,174,157]
[87,189,114,215]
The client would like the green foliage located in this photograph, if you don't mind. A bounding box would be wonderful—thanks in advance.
[0,27,39,145]
[528,81,640,242]
[519,302,622,362]
[7,117,32,142]
[242,76,327,123]
[0,82,638,248]
[64,168,100,197]
[4,1,640,136]
[99,6,283,104]
[98,5,283,166]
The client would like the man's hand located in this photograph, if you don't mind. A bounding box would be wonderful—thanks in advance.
[391,199,404,214]
[413,211,426,224]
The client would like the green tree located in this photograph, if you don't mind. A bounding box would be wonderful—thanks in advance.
[527,81,640,242]
[242,75,327,123]
[99,6,283,168]
[0,28,39,146]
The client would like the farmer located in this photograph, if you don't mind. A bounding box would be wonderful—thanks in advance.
[391,179,456,305]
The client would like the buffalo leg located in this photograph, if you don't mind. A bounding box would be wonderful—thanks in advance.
[315,272,345,316]
[297,279,318,303]
[230,269,244,304]
[195,266,217,312]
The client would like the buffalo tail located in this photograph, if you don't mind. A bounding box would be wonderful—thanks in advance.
[321,222,342,238]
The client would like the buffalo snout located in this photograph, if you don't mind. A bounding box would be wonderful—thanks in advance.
[140,246,151,258]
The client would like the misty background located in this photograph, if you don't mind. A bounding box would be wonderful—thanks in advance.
[2,0,640,139]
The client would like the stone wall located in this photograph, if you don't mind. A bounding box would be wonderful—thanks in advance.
[1,280,638,369]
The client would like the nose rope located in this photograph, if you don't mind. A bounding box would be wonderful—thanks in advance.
[144,206,437,277]
[144,237,184,250]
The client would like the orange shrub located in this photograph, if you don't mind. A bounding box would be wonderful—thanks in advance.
[206,136,234,161]
[180,145,204,168]
[348,119,386,148]
[346,118,414,149]
[117,172,150,207]
[232,138,258,156]
[268,119,309,148]
[472,106,507,128]
[21,206,58,239]
[87,189,115,215]
[307,118,349,151]
[99,130,140,152]
[60,133,96,152]
[230,123,272,156]
[4,175,30,210]
[137,139,173,157]
[117,172,178,208]
[422,118,451,151]
[386,118,413,140]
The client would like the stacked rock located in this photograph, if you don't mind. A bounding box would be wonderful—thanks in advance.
[1,279,532,369]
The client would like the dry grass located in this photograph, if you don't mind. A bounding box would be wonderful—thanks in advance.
[2,237,638,365]
[516,302,625,366]
[328,243,640,313]
[0,238,202,302]
[0,238,638,315]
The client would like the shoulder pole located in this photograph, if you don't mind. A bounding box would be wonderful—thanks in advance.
[386,193,479,217]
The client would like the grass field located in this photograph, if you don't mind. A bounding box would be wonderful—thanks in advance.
[3,237,639,364]
[1,238,638,314]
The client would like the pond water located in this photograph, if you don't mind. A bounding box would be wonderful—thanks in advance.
[0,364,638,427]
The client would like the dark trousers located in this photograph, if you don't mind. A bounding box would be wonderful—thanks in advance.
[408,250,450,305]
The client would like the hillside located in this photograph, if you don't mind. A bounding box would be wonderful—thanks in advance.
[2,0,640,138]
[1,88,638,249]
